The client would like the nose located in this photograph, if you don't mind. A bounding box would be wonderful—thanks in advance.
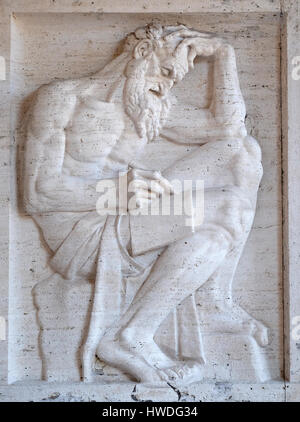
[159,80,173,96]
[163,78,174,90]
[149,79,173,97]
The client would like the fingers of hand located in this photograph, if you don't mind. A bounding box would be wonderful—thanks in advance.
[192,37,223,56]
[129,169,174,195]
[152,172,174,194]
[130,179,163,195]
[134,189,157,200]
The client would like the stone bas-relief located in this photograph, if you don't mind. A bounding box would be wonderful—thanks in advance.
[22,23,270,385]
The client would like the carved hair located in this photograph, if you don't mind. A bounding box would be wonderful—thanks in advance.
[123,23,214,53]
[122,23,215,141]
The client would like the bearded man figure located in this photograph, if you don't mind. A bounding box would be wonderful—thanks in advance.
[23,23,268,385]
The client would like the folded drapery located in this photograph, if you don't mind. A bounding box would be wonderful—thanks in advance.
[45,211,205,367]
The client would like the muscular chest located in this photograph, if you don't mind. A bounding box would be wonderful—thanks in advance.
[65,96,125,163]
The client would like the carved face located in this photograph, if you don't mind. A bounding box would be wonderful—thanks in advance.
[124,39,190,142]
[146,43,191,86]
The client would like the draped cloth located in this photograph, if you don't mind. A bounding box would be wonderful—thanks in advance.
[45,211,205,365]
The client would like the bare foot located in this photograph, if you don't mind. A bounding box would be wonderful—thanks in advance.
[96,333,168,384]
[199,302,269,347]
[162,361,203,385]
[228,303,269,347]
[97,330,204,384]
[120,327,204,374]
[245,319,269,347]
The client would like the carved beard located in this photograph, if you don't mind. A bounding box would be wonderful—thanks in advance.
[124,59,171,142]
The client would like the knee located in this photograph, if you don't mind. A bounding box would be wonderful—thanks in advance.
[32,274,64,310]
[238,137,263,189]
[207,230,231,250]
[220,188,254,242]
[32,277,52,300]
[243,135,262,162]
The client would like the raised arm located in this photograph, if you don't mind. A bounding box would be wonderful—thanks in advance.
[210,44,246,136]
[24,82,106,214]
[161,41,247,144]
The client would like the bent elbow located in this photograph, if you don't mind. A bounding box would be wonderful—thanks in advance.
[24,182,55,214]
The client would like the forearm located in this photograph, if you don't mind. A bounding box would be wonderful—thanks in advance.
[161,45,247,145]
[161,116,246,145]
[26,174,120,214]
[210,45,246,126]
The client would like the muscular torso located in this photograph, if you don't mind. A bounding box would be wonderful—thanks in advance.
[62,80,148,180]
[28,75,261,213]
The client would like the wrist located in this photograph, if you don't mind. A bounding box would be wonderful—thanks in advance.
[215,43,234,58]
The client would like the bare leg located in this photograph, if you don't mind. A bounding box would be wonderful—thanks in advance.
[197,229,269,346]
[97,227,230,383]
[96,135,262,382]
[161,135,266,345]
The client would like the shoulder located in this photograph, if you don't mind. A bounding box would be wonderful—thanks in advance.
[26,79,79,136]
[34,78,80,106]
[28,78,85,129]
[32,76,112,110]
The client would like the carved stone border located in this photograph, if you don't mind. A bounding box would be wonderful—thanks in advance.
[281,0,300,385]
[0,0,299,401]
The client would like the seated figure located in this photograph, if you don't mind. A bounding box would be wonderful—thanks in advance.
[23,23,268,384]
